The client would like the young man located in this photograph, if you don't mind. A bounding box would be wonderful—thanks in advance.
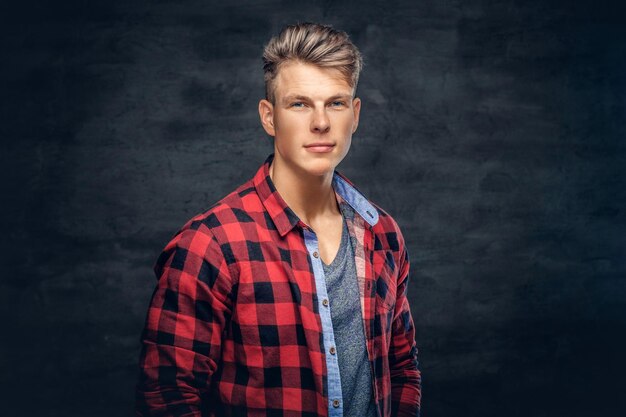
[136,23,421,417]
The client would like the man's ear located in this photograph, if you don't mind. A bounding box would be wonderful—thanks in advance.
[351,97,361,134]
[258,99,276,136]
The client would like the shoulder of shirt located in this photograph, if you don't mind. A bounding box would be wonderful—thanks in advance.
[170,177,259,242]
[334,170,404,240]
[369,200,407,248]
[336,169,407,254]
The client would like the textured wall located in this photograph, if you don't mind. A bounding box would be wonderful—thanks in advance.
[2,0,625,416]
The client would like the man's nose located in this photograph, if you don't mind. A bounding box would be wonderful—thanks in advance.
[310,107,330,133]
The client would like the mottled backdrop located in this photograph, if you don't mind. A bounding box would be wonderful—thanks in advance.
[2,0,625,416]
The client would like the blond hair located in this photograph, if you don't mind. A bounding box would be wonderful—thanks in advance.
[262,22,363,103]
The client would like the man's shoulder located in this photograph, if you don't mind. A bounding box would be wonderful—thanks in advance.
[369,200,407,253]
[177,177,263,240]
[334,169,407,252]
[153,175,264,277]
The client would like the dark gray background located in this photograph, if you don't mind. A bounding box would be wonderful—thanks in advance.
[2,0,625,416]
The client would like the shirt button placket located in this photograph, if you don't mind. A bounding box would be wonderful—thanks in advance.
[304,232,342,416]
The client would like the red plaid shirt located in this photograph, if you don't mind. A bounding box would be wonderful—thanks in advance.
[136,154,421,416]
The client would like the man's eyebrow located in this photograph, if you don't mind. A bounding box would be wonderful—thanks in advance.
[327,94,354,101]
[282,94,310,103]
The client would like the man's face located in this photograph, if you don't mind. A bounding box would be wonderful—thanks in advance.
[259,61,361,178]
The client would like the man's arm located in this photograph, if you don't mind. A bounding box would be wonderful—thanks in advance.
[136,226,233,417]
[389,245,422,417]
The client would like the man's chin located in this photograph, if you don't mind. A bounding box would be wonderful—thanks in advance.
[302,159,341,177]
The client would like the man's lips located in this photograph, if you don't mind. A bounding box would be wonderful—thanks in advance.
[304,143,335,153]
[305,142,335,147]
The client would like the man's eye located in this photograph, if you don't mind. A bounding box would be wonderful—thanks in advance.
[330,101,346,107]
[290,102,305,108]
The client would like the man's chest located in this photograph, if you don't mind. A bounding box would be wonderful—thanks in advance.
[222,225,398,335]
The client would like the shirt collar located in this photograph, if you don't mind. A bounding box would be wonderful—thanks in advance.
[253,154,379,237]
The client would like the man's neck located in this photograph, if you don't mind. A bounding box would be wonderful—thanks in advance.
[269,158,340,227]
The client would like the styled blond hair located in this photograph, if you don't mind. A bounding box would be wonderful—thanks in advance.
[262,22,363,103]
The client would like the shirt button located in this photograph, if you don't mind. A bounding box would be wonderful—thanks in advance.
[329,346,336,355]
[322,298,329,307]
[332,399,340,408]
[312,251,319,258]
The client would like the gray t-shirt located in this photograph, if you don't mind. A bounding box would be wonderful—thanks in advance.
[322,217,377,417]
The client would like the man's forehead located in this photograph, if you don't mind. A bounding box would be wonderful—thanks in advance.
[273,62,354,100]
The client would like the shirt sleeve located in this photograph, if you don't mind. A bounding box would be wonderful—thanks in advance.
[389,244,422,417]
[135,225,234,417]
